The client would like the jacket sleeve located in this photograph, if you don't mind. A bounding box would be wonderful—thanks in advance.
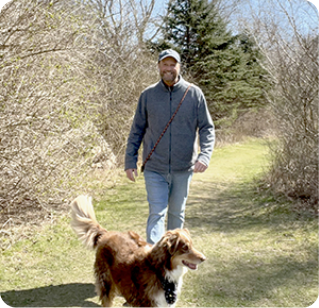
[197,91,215,166]
[124,93,147,170]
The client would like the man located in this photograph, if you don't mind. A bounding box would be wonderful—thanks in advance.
[125,49,215,244]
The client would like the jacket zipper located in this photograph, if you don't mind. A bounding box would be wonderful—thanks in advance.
[168,88,172,174]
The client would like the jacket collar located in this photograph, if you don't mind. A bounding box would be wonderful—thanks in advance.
[160,75,186,92]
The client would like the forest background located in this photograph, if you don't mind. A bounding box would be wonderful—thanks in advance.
[0,0,318,227]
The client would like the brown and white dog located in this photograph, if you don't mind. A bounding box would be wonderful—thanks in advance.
[70,195,206,307]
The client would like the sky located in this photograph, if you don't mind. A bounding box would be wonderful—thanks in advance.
[230,0,318,37]
[147,0,319,38]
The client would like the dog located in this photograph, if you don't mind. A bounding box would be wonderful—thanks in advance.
[70,195,206,307]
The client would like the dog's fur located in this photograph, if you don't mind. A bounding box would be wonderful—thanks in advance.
[70,195,206,307]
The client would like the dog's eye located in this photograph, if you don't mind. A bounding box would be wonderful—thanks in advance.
[182,245,189,252]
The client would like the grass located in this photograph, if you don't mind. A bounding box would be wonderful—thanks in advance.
[0,138,318,307]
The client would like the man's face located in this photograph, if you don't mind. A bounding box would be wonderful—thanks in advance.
[158,57,180,86]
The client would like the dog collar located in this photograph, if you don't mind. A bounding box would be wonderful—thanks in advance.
[161,278,177,305]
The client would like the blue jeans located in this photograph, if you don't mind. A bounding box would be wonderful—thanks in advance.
[144,170,193,244]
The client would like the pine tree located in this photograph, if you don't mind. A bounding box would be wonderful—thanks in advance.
[162,0,271,126]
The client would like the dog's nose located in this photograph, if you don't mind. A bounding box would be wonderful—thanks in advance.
[200,254,206,262]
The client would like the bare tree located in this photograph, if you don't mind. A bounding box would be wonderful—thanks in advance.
[237,0,318,207]
[80,0,159,157]
[0,0,159,224]
[0,0,105,216]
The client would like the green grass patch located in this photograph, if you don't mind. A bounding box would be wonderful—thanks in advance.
[1,138,318,307]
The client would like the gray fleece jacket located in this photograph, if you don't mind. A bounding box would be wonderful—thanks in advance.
[125,76,215,174]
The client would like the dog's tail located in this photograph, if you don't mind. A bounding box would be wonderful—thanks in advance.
[70,195,107,250]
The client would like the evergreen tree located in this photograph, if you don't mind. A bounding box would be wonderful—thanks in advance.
[162,0,271,126]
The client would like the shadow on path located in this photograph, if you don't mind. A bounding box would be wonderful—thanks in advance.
[186,180,317,234]
[1,283,99,307]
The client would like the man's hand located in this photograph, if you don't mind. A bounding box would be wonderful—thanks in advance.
[194,161,208,173]
[126,169,138,182]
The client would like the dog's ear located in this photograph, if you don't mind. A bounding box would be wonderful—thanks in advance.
[183,228,191,236]
[166,233,180,255]
[158,231,182,255]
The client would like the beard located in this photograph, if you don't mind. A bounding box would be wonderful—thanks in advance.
[160,70,178,85]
